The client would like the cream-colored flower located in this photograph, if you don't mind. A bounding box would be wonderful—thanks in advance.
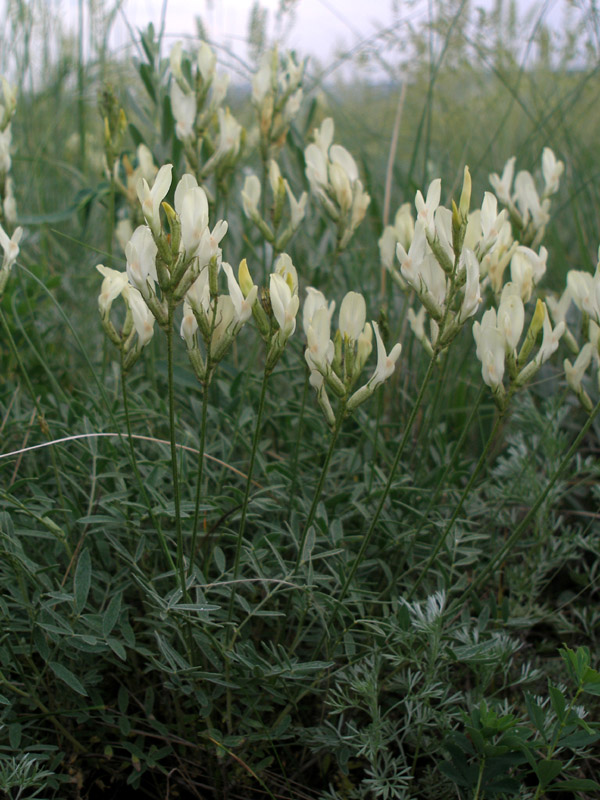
[497,283,524,351]
[458,249,481,322]
[338,291,366,342]
[125,225,158,298]
[305,306,334,374]
[415,178,441,238]
[303,287,335,337]
[198,41,217,83]
[241,175,261,220]
[274,253,298,295]
[369,321,401,389]
[180,298,198,349]
[542,147,564,196]
[270,272,299,343]
[96,264,129,316]
[171,82,196,141]
[123,285,155,348]
[564,343,594,394]
[0,221,22,271]
[534,304,565,366]
[136,163,172,237]
[489,156,516,205]
[222,261,257,325]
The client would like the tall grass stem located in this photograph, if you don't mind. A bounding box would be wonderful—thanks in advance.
[166,305,186,599]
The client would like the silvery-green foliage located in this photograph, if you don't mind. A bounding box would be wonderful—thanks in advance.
[0,755,56,800]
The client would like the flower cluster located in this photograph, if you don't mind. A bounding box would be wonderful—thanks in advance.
[556,249,600,411]
[252,48,304,161]
[112,144,159,250]
[387,168,552,306]
[0,221,22,297]
[96,264,154,371]
[389,169,489,353]
[378,203,414,275]
[382,160,572,406]
[180,257,259,383]
[97,161,301,380]
[304,118,370,252]
[489,147,564,248]
[169,41,242,183]
[0,75,17,228]
[473,284,565,405]
[236,254,300,376]
[99,84,128,176]
[97,164,229,371]
[241,159,307,252]
[181,251,300,380]
[303,288,401,425]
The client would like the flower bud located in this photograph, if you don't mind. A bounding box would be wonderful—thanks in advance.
[356,322,373,373]
[238,259,255,298]
[198,42,216,84]
[459,165,471,218]
[170,42,184,84]
[241,174,261,220]
[274,253,298,295]
[517,298,545,367]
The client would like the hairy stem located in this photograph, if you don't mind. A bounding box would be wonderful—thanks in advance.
[189,379,210,575]
[120,357,175,574]
[287,367,309,519]
[228,365,270,614]
[166,304,186,599]
[294,400,346,572]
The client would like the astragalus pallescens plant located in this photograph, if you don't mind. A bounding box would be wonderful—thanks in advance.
[0,220,22,299]
[318,169,490,620]
[375,162,575,606]
[0,75,17,230]
[304,116,371,253]
[389,168,485,355]
[406,286,567,598]
[252,47,304,162]
[96,163,232,594]
[110,144,158,248]
[241,158,307,255]
[490,146,564,248]
[169,40,242,188]
[296,286,401,568]
[438,204,600,633]
[183,251,299,585]
[473,288,565,408]
[560,248,600,412]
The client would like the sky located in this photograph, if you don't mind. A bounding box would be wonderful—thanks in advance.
[116,0,404,53]
[111,0,416,77]
[13,0,572,87]
[104,0,571,81]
